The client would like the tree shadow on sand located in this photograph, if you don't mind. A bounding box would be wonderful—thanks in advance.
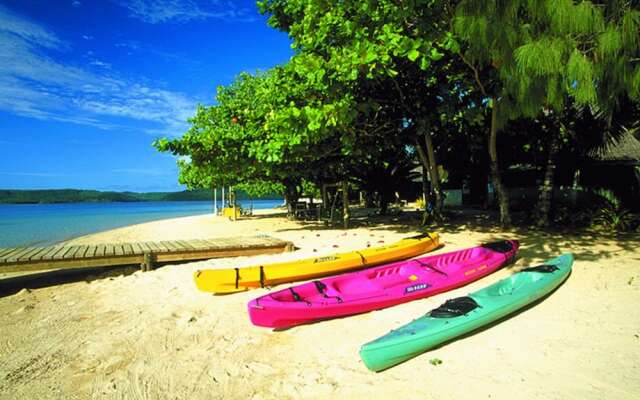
[276,206,638,265]
[433,208,638,263]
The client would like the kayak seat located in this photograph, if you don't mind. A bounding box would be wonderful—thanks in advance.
[430,296,479,318]
[332,277,382,295]
[522,264,559,273]
[480,240,514,253]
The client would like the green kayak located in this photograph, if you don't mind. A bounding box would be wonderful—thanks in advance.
[360,253,573,372]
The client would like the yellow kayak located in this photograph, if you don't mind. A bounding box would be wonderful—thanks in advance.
[194,232,440,293]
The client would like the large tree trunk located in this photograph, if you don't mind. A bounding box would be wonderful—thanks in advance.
[488,98,511,227]
[423,131,443,214]
[212,184,217,215]
[416,119,443,218]
[283,179,300,217]
[378,189,394,215]
[342,180,350,229]
[535,132,561,227]
[414,138,432,224]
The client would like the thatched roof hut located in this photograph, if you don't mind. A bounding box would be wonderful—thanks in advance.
[587,129,640,165]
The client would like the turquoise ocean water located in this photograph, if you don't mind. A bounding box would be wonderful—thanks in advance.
[0,200,283,248]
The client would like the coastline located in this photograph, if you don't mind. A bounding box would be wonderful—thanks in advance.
[0,200,283,248]
[0,211,638,399]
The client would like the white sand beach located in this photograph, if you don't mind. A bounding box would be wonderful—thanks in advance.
[0,210,639,399]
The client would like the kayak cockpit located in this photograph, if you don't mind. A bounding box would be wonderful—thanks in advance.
[476,266,553,297]
[267,281,345,304]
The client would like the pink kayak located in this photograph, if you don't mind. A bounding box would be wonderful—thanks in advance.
[248,240,519,328]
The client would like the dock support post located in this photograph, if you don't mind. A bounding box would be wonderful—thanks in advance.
[141,252,155,272]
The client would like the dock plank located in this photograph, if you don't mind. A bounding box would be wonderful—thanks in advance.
[128,243,141,255]
[51,246,73,260]
[17,247,47,262]
[174,240,195,250]
[0,247,19,259]
[69,245,89,259]
[25,246,52,261]
[144,241,160,252]
[203,239,224,248]
[37,246,63,260]
[94,245,106,257]
[162,241,182,252]
[84,245,97,258]
[6,247,40,263]
[104,244,116,257]
[63,246,82,259]
[155,242,172,253]
[189,240,211,249]
[1,247,27,262]
[137,242,152,253]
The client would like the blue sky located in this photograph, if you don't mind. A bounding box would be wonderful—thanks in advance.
[0,0,292,192]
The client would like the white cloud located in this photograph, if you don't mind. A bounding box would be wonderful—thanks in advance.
[111,0,256,24]
[0,5,199,136]
[89,59,112,69]
[0,5,63,49]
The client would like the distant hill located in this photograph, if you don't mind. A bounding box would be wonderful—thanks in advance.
[0,189,281,204]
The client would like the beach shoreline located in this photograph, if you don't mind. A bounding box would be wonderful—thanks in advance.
[1,211,638,399]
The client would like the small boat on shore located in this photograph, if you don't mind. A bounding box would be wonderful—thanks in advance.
[248,240,518,328]
[194,232,440,293]
[360,253,573,372]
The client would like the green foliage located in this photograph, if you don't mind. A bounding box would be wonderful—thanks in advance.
[155,0,465,210]
[552,188,640,232]
[592,189,639,232]
[235,181,284,199]
[300,180,320,199]
[153,66,354,196]
[151,0,639,224]
[454,0,640,119]
[550,198,597,228]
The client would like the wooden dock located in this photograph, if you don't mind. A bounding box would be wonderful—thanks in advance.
[0,236,294,273]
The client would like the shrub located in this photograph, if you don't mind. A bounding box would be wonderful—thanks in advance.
[591,189,639,232]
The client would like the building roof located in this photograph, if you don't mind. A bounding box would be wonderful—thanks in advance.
[587,129,640,164]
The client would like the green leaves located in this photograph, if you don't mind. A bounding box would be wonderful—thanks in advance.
[407,49,420,62]
[514,38,565,77]
[597,28,622,58]
[566,50,596,104]
[456,0,640,119]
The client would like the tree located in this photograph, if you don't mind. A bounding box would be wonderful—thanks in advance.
[259,0,485,221]
[452,0,640,226]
